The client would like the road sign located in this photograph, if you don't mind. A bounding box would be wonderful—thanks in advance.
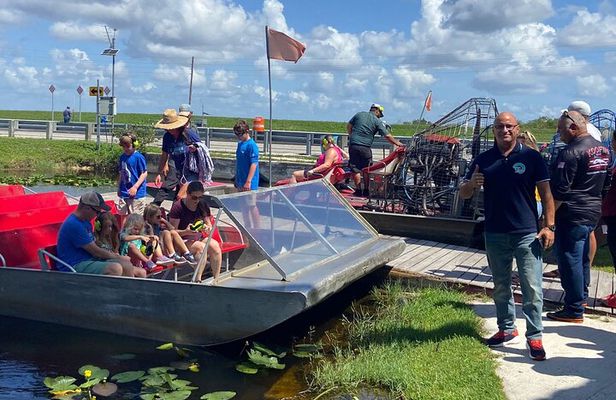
[99,96,117,116]
[49,84,55,93]
[89,86,103,96]
[77,85,83,95]
[104,86,110,95]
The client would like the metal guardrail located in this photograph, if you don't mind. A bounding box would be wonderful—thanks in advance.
[0,118,401,156]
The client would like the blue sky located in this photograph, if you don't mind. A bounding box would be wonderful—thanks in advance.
[1,0,616,124]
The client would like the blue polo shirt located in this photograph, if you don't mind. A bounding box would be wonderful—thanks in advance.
[465,144,549,234]
[162,128,201,173]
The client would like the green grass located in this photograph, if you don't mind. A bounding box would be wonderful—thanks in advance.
[0,137,121,172]
[310,282,505,400]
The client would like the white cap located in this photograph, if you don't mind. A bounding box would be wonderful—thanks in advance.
[567,101,591,117]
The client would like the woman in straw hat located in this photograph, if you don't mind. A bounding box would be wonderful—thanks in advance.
[152,109,202,205]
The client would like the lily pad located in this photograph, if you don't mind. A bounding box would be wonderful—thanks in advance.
[157,390,192,400]
[247,349,285,370]
[78,365,109,380]
[293,343,322,353]
[175,347,193,358]
[44,376,77,390]
[235,362,259,374]
[201,391,237,400]
[111,370,145,383]
[253,342,286,358]
[157,342,175,350]
[92,382,118,397]
[169,361,191,370]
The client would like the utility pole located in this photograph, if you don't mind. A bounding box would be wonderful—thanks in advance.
[104,26,118,135]
[188,56,194,105]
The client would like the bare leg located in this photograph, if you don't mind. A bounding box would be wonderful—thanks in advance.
[207,240,222,281]
[171,230,190,254]
[589,231,597,266]
[128,243,150,264]
[160,230,174,255]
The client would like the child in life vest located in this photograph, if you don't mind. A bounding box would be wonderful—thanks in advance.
[119,213,174,272]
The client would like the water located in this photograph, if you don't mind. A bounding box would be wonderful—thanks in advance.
[0,269,389,400]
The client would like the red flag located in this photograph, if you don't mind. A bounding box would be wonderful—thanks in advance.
[424,91,432,112]
[267,27,306,63]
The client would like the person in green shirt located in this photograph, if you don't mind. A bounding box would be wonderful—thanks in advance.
[346,103,404,196]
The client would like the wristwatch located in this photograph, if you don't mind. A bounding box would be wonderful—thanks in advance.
[547,225,556,232]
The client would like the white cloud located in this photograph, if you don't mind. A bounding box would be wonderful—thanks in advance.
[288,90,310,103]
[130,82,157,94]
[302,25,362,69]
[50,22,108,42]
[392,66,435,97]
[576,74,610,97]
[441,0,553,33]
[559,9,616,47]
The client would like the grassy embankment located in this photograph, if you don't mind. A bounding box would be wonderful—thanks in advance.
[0,110,560,142]
[308,282,505,400]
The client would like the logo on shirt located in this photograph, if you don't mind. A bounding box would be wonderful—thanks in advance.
[512,162,526,174]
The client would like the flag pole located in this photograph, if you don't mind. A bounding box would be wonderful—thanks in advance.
[416,90,431,133]
[265,25,273,187]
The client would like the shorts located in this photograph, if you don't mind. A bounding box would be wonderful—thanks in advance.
[349,144,372,172]
[117,197,146,215]
[73,259,114,274]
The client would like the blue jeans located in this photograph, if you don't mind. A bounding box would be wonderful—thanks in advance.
[554,223,593,317]
[485,232,544,339]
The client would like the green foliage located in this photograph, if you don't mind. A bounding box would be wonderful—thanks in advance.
[234,362,259,374]
[310,283,505,400]
[200,391,237,399]
[111,370,145,383]
[115,124,158,153]
[246,349,286,370]
[0,137,121,175]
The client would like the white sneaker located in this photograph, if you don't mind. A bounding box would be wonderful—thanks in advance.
[155,255,174,266]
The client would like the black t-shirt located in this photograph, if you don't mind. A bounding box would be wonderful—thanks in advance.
[550,135,610,226]
[465,144,549,234]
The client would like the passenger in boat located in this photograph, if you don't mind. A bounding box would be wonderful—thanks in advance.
[143,203,196,265]
[233,119,261,229]
[547,110,610,324]
[94,212,120,253]
[459,112,555,361]
[119,214,175,272]
[152,109,198,205]
[117,133,148,215]
[168,180,222,282]
[289,135,348,184]
[56,191,146,277]
[347,103,404,197]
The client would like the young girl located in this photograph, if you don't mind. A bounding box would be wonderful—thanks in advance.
[94,212,120,253]
[143,204,196,265]
[120,213,174,272]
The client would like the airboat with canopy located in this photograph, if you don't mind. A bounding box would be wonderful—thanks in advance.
[0,180,404,346]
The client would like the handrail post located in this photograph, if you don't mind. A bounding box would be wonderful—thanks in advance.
[8,120,16,137]
[85,123,94,141]
[306,132,313,156]
[46,121,55,140]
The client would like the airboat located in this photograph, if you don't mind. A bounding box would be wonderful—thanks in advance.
[0,181,404,346]
[347,98,499,247]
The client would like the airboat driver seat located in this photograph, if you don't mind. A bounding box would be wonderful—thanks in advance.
[361,146,406,200]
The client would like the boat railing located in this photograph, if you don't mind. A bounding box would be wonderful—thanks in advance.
[38,246,76,272]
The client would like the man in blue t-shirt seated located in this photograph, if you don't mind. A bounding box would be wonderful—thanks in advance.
[56,191,146,277]
[459,111,555,361]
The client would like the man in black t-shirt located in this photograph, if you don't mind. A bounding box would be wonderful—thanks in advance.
[547,110,610,323]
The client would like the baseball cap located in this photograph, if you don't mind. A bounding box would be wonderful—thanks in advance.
[179,103,192,117]
[79,191,110,212]
[370,103,384,116]
[567,101,591,117]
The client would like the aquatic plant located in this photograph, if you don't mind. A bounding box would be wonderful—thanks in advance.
[234,342,286,375]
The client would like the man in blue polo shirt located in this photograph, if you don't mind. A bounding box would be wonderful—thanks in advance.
[459,112,555,361]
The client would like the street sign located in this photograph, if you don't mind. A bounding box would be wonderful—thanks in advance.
[49,84,55,93]
[89,86,103,96]
[99,96,117,116]
[77,85,83,95]
[104,86,110,95]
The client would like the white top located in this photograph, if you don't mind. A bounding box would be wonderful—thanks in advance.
[587,122,602,142]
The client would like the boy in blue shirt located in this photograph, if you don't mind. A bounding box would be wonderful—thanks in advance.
[233,120,260,229]
[117,133,148,215]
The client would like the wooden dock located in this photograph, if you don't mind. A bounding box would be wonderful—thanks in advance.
[387,236,616,314]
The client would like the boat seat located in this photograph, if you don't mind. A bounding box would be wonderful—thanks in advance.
[362,147,405,199]
[0,222,64,269]
[0,204,77,231]
[38,245,76,272]
[0,192,68,213]
[0,184,26,198]
[274,162,347,187]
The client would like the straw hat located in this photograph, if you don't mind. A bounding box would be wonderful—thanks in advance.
[154,109,189,129]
